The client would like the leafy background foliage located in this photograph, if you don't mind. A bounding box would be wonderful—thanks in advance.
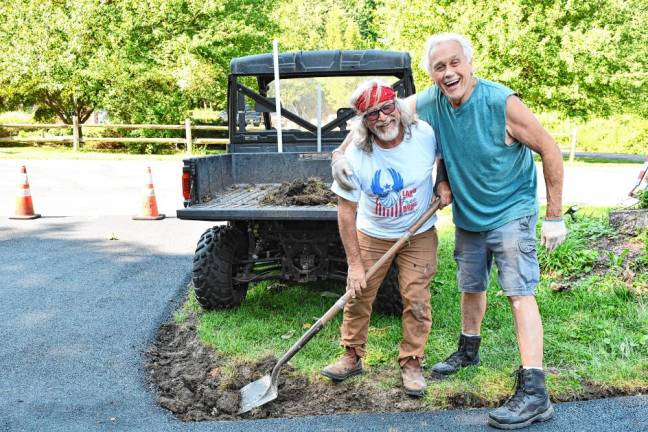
[0,0,646,125]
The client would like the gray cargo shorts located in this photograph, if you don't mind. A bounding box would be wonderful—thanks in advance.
[454,214,540,296]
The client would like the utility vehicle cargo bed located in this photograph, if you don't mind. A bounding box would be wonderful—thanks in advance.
[177,152,338,221]
[178,182,337,220]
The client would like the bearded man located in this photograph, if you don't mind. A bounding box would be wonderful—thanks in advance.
[331,34,567,429]
[322,80,439,397]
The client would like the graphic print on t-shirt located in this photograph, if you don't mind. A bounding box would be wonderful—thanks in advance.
[370,168,418,217]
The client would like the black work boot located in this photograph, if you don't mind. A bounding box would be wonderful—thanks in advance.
[488,367,554,430]
[431,334,481,375]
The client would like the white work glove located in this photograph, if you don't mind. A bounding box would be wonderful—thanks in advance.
[540,219,567,251]
[331,154,356,191]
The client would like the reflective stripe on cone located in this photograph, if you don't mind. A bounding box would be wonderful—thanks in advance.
[10,165,41,220]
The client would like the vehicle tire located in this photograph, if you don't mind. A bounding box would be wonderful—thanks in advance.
[373,263,403,316]
[192,225,249,310]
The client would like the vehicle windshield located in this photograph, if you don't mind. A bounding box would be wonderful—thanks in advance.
[267,76,399,132]
[236,75,401,134]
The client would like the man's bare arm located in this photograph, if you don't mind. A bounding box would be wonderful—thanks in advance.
[332,132,354,160]
[434,159,452,208]
[337,196,366,298]
[404,94,416,113]
[506,96,563,219]
[506,95,567,250]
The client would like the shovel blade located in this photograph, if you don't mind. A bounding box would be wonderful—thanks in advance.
[238,374,278,414]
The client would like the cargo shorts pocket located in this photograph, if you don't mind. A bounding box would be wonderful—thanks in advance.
[518,240,536,254]
[516,215,537,254]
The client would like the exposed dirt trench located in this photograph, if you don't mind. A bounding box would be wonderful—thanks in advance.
[145,315,647,422]
[145,319,424,421]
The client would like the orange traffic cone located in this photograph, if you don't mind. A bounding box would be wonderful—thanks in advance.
[10,165,41,220]
[133,166,165,220]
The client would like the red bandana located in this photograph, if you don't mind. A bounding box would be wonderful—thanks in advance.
[354,85,396,113]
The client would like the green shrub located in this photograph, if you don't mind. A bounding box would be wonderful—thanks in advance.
[567,214,615,239]
[537,113,647,155]
[638,190,648,209]
[126,142,165,155]
[576,115,648,155]
[633,230,648,271]
[537,214,613,277]
[0,111,35,138]
[538,237,598,277]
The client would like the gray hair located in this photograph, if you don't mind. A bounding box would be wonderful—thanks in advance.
[420,33,473,74]
[349,98,418,153]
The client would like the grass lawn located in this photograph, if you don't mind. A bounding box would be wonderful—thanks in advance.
[183,208,648,407]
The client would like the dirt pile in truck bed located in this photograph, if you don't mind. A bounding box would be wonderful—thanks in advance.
[261,177,336,206]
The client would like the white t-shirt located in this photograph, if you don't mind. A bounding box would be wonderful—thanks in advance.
[332,121,438,239]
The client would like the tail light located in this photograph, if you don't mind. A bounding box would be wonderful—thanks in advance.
[182,170,191,200]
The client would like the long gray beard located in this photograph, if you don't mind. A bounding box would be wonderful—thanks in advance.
[372,120,400,142]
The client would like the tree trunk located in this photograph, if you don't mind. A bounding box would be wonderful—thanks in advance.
[609,209,648,234]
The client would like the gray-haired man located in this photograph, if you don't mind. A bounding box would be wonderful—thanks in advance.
[332,33,566,429]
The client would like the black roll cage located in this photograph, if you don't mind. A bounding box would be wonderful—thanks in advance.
[226,50,416,145]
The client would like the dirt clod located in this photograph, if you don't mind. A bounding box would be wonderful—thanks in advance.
[261,177,336,206]
[215,391,240,414]
[446,392,493,408]
[608,209,648,234]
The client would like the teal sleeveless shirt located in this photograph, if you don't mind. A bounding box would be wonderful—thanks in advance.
[416,78,538,231]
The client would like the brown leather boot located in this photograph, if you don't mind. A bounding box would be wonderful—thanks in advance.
[321,347,363,382]
[401,357,426,397]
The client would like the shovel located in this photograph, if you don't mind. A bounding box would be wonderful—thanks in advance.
[238,196,442,414]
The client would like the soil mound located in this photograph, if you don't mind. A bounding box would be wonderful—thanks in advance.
[261,177,336,206]
[146,319,423,421]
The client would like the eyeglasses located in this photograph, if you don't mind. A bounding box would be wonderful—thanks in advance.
[364,101,396,121]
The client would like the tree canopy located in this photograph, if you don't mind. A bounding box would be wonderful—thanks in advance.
[0,0,645,123]
[0,0,275,123]
[374,0,647,118]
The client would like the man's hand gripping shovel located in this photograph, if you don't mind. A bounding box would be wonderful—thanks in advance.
[238,196,442,414]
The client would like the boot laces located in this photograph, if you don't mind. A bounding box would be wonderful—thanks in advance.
[444,350,467,366]
[503,369,526,411]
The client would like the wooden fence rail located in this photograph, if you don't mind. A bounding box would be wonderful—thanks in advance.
[1,115,579,159]
[0,116,229,154]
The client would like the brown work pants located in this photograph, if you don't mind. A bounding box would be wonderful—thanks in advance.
[340,228,438,366]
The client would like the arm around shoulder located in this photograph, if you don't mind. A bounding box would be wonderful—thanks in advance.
[434,159,452,208]
[333,128,355,160]
[404,94,417,115]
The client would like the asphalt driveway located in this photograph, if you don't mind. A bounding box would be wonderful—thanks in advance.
[0,159,646,431]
